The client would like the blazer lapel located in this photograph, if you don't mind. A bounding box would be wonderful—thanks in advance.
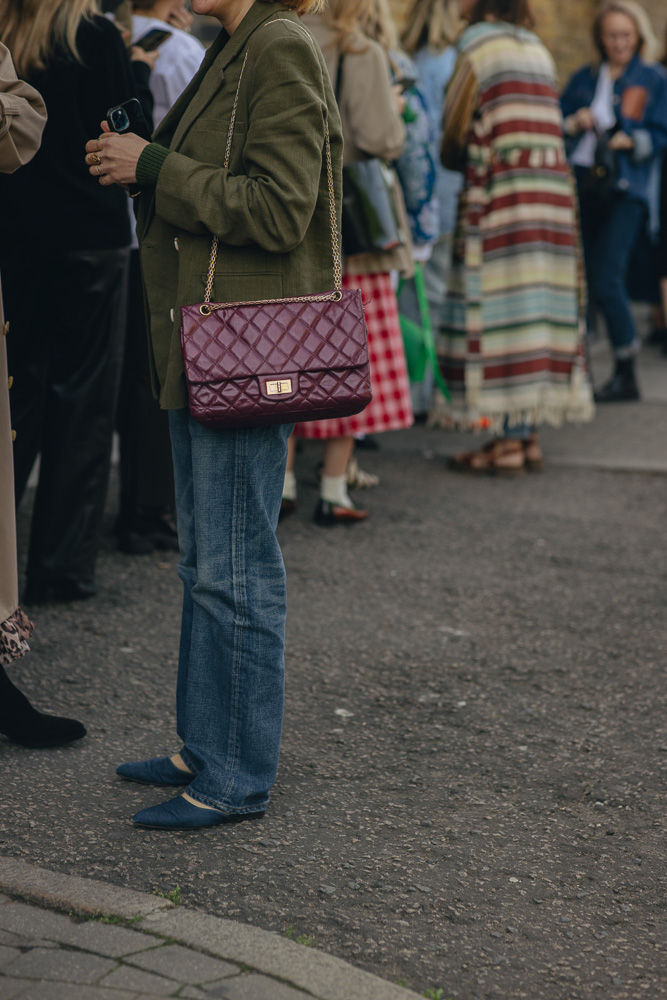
[167,2,288,151]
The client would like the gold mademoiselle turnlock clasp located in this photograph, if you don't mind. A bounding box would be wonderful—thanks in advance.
[266,378,293,395]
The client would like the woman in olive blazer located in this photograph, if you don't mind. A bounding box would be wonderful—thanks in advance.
[86,0,343,830]
[0,41,85,747]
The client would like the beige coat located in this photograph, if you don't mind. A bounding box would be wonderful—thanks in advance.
[0,42,47,626]
[302,16,413,278]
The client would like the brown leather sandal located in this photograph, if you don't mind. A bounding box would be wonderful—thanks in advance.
[448,439,498,474]
[448,439,526,477]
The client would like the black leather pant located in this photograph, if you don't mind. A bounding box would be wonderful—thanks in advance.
[116,250,174,529]
[4,247,130,591]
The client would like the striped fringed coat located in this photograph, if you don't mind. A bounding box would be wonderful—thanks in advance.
[432,21,594,432]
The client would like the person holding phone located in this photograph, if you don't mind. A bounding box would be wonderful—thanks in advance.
[84,0,343,830]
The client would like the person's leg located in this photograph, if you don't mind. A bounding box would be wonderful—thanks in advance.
[168,408,197,752]
[315,435,368,524]
[25,249,130,599]
[588,198,645,401]
[173,415,293,814]
[2,254,50,504]
[117,252,176,554]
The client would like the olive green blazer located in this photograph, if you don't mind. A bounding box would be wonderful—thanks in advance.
[135,2,344,410]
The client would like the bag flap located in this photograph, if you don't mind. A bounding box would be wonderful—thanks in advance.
[180,289,369,384]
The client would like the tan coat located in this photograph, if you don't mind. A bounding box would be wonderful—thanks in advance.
[0,42,46,626]
[302,15,413,278]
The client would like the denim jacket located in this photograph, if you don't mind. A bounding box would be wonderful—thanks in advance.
[561,56,667,204]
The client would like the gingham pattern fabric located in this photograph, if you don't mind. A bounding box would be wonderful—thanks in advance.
[295,272,413,438]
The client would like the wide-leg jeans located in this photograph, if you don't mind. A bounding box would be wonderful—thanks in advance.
[168,409,293,814]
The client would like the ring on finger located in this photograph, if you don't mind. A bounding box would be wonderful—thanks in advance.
[90,153,101,166]
[96,164,103,176]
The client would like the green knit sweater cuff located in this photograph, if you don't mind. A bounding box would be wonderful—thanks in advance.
[136,142,171,186]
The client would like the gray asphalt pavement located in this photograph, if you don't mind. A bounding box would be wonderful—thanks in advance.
[2,337,666,1000]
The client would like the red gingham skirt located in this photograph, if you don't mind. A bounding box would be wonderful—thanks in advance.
[294,272,413,439]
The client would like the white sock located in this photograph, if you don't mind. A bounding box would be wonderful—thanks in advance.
[283,469,297,502]
[321,473,353,509]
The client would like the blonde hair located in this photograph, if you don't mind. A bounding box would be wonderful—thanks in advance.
[359,0,398,50]
[320,0,375,53]
[593,0,660,64]
[0,0,99,77]
[401,0,462,54]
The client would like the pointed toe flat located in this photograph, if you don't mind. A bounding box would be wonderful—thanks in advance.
[132,795,264,830]
[116,756,193,786]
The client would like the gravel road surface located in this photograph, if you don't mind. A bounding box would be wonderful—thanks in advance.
[3,424,666,1000]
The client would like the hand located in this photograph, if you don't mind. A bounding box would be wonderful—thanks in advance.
[85,121,149,186]
[607,131,634,151]
[392,84,406,117]
[130,45,159,70]
[168,4,193,32]
[574,107,595,132]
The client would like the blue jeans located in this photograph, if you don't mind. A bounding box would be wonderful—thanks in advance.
[576,175,645,358]
[168,410,293,814]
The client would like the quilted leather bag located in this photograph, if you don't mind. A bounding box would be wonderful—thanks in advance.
[180,34,372,431]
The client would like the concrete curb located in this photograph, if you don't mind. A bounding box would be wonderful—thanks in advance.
[0,858,421,1000]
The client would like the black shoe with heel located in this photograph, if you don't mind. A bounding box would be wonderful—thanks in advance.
[0,666,86,748]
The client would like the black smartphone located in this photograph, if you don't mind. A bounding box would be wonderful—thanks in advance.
[395,76,417,93]
[106,98,151,141]
[134,27,172,51]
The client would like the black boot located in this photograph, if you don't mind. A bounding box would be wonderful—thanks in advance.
[594,357,640,403]
[0,666,86,747]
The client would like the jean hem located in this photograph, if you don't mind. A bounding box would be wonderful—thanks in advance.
[186,787,268,815]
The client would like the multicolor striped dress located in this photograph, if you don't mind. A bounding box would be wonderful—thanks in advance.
[433,21,594,432]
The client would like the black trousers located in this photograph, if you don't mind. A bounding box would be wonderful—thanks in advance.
[116,250,174,528]
[4,247,130,589]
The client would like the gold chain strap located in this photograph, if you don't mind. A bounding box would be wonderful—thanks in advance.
[201,20,342,316]
[203,50,248,306]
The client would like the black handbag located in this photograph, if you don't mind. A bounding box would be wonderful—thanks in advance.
[579,128,619,211]
[336,56,404,256]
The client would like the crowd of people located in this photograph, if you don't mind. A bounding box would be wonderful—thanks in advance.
[1,0,666,827]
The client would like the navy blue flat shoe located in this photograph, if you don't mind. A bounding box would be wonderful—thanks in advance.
[132,795,264,830]
[116,756,193,786]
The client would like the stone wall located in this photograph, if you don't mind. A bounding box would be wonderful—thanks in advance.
[390,0,667,83]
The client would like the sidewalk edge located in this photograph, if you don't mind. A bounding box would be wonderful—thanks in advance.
[0,858,421,1000]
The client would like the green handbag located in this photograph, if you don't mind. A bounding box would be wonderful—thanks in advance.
[398,263,450,400]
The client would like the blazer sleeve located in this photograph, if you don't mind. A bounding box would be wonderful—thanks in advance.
[441,53,477,173]
[342,40,405,161]
[152,28,330,253]
[0,42,46,174]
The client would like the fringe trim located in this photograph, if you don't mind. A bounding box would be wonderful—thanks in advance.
[427,389,596,435]
[0,607,34,666]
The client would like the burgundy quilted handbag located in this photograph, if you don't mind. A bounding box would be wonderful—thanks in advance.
[180,40,372,431]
